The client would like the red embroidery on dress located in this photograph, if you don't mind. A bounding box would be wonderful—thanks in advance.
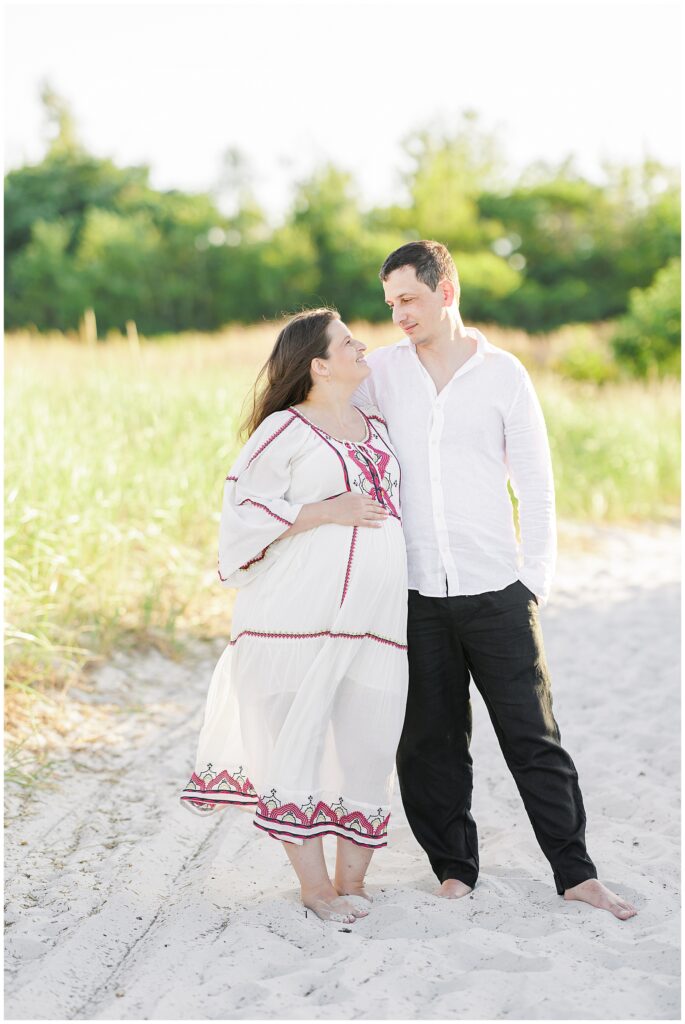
[228,628,407,651]
[226,475,238,482]
[180,764,258,812]
[367,422,402,514]
[239,547,269,570]
[366,440,400,516]
[358,407,388,437]
[365,441,390,481]
[254,791,390,844]
[340,527,358,606]
[181,773,392,847]
[347,444,400,518]
[254,822,387,849]
[245,414,297,470]
[217,545,270,581]
[240,498,293,527]
[288,408,352,492]
[266,801,310,825]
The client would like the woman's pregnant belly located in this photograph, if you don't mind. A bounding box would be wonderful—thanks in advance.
[231,517,407,638]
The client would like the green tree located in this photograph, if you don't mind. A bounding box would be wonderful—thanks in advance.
[611,258,681,377]
[286,165,405,317]
[388,114,523,319]
[5,87,681,336]
[75,208,162,332]
[400,112,504,245]
[5,218,88,329]
[478,158,680,331]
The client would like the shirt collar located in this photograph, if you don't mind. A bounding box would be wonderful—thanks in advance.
[397,325,490,354]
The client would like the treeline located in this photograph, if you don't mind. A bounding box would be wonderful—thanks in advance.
[4,92,681,373]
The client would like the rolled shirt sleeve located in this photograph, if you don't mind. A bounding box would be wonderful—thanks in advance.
[504,367,557,606]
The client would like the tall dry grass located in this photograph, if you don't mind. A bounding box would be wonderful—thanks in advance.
[4,322,680,773]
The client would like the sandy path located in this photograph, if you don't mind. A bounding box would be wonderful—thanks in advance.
[4,522,680,1020]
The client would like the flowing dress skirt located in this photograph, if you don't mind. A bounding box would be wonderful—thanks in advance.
[181,407,408,847]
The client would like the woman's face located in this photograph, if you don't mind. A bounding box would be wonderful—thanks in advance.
[314,319,369,385]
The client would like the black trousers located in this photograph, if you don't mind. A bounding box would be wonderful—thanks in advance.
[396,581,597,895]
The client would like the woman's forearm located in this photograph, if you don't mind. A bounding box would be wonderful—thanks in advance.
[279,501,333,538]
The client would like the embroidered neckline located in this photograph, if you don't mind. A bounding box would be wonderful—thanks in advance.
[288,405,372,445]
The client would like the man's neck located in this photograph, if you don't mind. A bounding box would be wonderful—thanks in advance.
[415,312,475,364]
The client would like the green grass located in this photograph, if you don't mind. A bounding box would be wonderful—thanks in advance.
[540,374,680,520]
[4,326,680,715]
[5,334,250,694]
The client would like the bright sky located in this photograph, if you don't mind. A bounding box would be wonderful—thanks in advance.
[4,0,682,221]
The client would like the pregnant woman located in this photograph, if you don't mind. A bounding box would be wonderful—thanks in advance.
[180,308,408,924]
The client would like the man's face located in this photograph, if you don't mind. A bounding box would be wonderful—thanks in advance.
[382,265,449,345]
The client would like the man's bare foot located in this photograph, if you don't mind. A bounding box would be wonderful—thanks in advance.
[301,884,369,923]
[335,881,374,903]
[563,878,637,920]
[437,878,473,899]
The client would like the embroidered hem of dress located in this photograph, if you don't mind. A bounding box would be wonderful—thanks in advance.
[255,791,390,848]
[180,764,258,815]
[180,766,390,848]
[254,818,388,848]
[227,628,408,651]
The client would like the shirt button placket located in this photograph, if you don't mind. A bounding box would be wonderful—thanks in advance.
[429,402,458,597]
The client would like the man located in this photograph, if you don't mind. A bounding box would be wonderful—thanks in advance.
[352,240,637,920]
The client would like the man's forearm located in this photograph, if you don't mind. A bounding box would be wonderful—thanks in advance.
[518,501,557,606]
[505,369,557,605]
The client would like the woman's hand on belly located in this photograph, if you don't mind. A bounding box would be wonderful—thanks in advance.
[322,493,390,528]
[281,493,389,537]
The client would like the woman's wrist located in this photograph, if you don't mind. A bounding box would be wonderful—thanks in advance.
[313,500,334,525]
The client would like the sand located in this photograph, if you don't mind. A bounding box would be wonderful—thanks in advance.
[4,521,680,1020]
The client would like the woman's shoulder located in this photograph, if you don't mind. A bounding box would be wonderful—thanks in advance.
[245,407,310,452]
[355,403,388,428]
[252,406,303,434]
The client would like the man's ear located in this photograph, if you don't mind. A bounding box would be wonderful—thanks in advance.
[440,279,456,307]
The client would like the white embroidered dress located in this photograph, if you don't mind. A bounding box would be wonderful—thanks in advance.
[181,405,409,848]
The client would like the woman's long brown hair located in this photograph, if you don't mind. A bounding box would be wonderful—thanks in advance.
[240,307,339,441]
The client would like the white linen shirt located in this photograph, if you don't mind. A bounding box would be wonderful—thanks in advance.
[352,327,557,606]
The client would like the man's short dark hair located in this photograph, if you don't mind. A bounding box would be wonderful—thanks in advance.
[379,240,460,302]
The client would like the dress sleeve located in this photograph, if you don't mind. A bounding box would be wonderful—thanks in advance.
[217,411,305,588]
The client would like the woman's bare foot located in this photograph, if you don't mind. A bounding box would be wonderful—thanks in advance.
[437,878,473,899]
[564,878,637,920]
[335,882,374,903]
[302,884,369,923]
[334,837,375,907]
